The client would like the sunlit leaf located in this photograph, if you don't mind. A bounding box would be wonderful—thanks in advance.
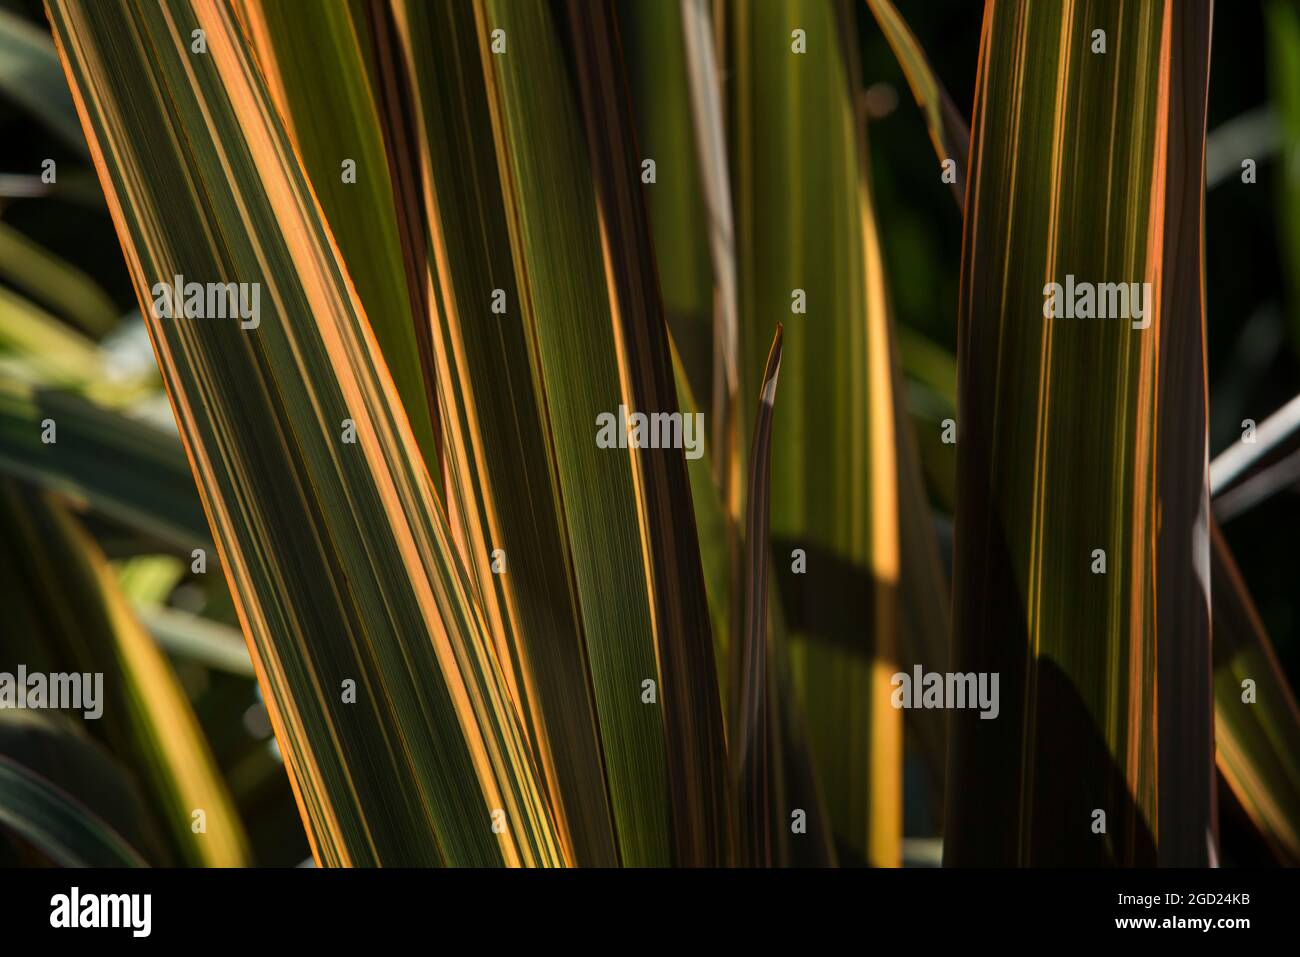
[730,0,902,865]
[231,0,440,472]
[48,0,561,867]
[947,0,1215,866]
[863,0,970,205]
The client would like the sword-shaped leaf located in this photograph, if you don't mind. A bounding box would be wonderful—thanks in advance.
[382,0,618,866]
[735,323,783,866]
[564,0,731,866]
[229,0,440,474]
[947,0,1215,866]
[730,0,902,865]
[462,0,730,865]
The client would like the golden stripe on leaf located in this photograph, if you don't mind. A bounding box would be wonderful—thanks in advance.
[48,0,561,867]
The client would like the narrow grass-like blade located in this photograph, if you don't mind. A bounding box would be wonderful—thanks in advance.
[735,323,782,865]
[672,325,836,865]
[863,0,970,206]
[679,0,741,512]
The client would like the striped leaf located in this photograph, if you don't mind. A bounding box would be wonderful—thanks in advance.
[730,0,902,865]
[463,0,730,865]
[383,0,619,866]
[48,0,560,866]
[230,0,440,473]
[563,0,731,865]
[947,0,1215,865]
[874,0,1300,858]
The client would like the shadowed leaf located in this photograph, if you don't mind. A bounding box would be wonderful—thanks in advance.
[1212,523,1300,864]
[0,754,145,867]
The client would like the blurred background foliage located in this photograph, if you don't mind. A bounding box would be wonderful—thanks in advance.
[0,0,310,865]
[0,0,1295,865]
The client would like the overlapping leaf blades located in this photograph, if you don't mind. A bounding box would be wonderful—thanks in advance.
[383,0,619,866]
[45,0,748,868]
[230,0,440,473]
[730,0,905,865]
[48,0,560,866]
[26,0,1295,872]
[0,481,247,866]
